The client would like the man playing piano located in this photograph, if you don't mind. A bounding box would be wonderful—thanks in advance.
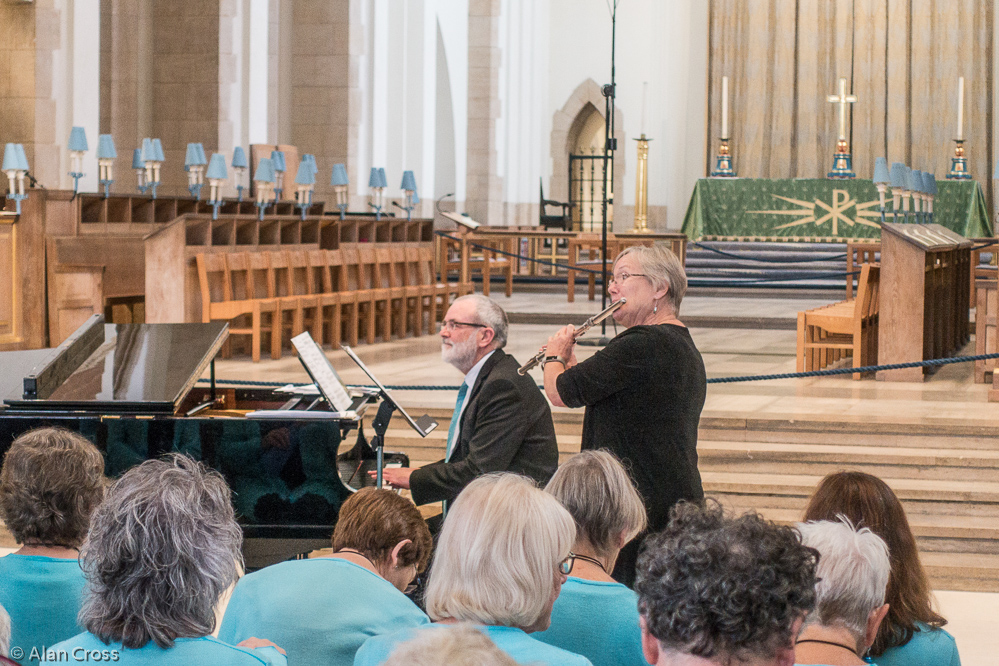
[379,295,558,517]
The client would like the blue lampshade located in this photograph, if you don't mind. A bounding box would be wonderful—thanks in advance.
[151,139,165,162]
[304,154,318,176]
[928,173,938,196]
[270,150,286,172]
[206,153,228,180]
[141,138,154,163]
[14,144,28,171]
[400,170,417,192]
[68,126,88,153]
[294,160,316,186]
[920,171,933,194]
[368,167,381,188]
[184,143,203,169]
[255,158,276,183]
[232,146,248,169]
[331,163,349,186]
[905,168,920,193]
[97,134,117,160]
[872,157,890,185]
[197,143,207,165]
[2,143,19,171]
[377,167,388,188]
[132,148,144,170]
[889,162,907,189]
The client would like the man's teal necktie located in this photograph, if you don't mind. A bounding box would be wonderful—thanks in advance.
[445,382,469,462]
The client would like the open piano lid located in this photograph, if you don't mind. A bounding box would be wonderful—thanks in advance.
[2,315,228,415]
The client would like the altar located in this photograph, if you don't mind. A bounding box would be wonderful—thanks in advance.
[681,178,992,242]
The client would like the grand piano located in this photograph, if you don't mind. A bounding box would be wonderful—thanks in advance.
[0,315,401,567]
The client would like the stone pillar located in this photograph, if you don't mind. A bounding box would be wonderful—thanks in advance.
[289,0,355,204]
[466,0,503,225]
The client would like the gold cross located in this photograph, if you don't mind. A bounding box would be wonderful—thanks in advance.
[827,78,858,141]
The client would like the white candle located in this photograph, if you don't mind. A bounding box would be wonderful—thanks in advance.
[957,76,965,140]
[641,81,648,136]
[721,76,729,139]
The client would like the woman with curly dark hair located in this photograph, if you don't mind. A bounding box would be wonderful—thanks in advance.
[635,500,818,666]
[803,472,960,666]
[0,428,106,665]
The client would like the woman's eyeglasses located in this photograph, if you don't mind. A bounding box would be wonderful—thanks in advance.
[558,553,575,576]
[608,272,647,286]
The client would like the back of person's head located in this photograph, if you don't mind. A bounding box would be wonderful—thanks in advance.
[0,603,9,659]
[79,454,242,649]
[383,624,520,666]
[0,427,105,548]
[796,519,890,651]
[333,487,433,572]
[803,471,945,655]
[636,501,818,665]
[544,449,647,558]
[426,473,575,629]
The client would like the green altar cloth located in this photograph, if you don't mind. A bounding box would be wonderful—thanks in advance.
[681,178,992,242]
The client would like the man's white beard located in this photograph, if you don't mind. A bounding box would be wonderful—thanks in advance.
[442,335,478,373]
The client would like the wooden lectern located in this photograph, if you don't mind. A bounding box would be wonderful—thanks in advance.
[877,223,972,381]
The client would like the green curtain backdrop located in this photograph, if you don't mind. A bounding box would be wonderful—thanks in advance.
[708,0,994,211]
[682,178,991,241]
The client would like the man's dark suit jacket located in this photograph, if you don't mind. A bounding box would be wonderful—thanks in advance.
[409,349,558,506]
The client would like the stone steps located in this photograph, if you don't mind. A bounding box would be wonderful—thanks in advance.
[370,410,999,591]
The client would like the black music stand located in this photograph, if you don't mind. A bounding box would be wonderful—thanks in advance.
[340,345,438,488]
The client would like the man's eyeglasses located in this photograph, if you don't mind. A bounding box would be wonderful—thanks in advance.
[558,553,575,576]
[438,320,488,332]
[608,272,648,286]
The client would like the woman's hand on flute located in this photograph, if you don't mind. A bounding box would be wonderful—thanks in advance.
[546,325,576,361]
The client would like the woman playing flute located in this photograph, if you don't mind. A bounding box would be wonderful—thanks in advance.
[542,245,706,587]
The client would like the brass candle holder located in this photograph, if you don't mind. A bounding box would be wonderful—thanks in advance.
[632,134,651,232]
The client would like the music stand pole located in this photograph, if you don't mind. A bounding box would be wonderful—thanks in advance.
[371,398,396,489]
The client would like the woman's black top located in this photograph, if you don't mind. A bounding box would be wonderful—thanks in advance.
[556,324,706,583]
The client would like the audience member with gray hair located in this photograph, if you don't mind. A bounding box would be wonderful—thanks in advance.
[636,501,818,666]
[794,519,891,666]
[44,454,287,665]
[0,603,16,666]
[0,427,105,666]
[382,624,520,666]
[381,295,558,526]
[355,474,593,665]
[535,449,648,665]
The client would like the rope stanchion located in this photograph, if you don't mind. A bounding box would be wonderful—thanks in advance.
[199,351,999,390]
[691,241,848,264]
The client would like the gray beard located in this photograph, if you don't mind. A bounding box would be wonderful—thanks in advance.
[442,338,478,373]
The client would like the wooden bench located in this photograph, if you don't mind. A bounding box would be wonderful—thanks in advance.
[797,263,880,380]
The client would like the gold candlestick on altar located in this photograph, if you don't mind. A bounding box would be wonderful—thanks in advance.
[632,134,651,233]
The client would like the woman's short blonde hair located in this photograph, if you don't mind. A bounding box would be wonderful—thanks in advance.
[384,624,519,666]
[614,245,687,314]
[425,473,575,628]
[545,449,647,558]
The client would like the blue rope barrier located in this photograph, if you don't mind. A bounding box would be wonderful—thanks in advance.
[198,350,999,390]
[690,241,848,264]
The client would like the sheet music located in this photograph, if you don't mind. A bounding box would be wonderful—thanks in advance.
[291,332,353,412]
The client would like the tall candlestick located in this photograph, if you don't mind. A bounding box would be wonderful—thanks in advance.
[957,76,965,140]
[721,76,729,139]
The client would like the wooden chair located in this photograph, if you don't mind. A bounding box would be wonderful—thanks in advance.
[283,250,324,346]
[419,245,459,330]
[375,246,407,339]
[567,233,620,302]
[797,263,881,379]
[340,244,374,345]
[846,242,880,300]
[328,248,361,347]
[195,252,279,362]
[440,235,514,297]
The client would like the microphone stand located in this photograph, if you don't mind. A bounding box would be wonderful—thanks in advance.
[370,397,396,489]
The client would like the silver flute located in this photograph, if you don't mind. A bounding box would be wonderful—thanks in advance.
[517,298,626,375]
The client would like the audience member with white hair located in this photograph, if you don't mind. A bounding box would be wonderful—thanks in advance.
[0,603,19,666]
[794,519,891,666]
[43,455,286,665]
[636,501,818,666]
[354,473,593,665]
[0,428,106,666]
[535,450,648,665]
[220,487,432,666]
[382,623,519,666]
